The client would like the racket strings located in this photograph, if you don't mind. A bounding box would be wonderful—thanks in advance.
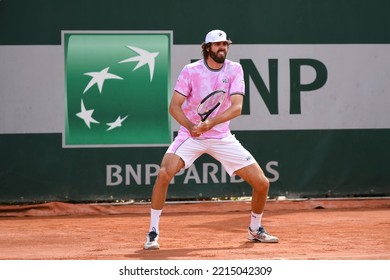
[198,92,225,114]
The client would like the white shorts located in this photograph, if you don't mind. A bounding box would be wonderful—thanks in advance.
[166,133,257,176]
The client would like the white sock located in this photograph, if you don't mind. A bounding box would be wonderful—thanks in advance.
[149,208,162,234]
[249,211,263,230]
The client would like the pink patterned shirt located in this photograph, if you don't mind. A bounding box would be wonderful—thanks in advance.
[174,59,245,138]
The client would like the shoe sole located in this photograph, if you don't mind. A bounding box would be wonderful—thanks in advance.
[248,236,279,243]
[144,243,160,250]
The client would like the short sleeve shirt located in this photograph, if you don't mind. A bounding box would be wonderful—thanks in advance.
[174,59,245,138]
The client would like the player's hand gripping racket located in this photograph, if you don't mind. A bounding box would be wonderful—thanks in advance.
[196,90,226,122]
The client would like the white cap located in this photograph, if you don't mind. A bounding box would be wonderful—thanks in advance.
[205,29,232,44]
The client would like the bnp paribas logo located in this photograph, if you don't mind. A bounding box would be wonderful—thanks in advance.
[63,31,172,147]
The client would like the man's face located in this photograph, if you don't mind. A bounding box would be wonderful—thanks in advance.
[209,41,229,64]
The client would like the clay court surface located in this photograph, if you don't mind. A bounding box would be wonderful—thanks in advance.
[0,198,389,260]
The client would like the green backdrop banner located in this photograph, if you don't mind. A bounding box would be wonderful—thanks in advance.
[0,130,388,203]
[1,0,389,45]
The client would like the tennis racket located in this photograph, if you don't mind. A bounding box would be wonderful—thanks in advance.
[197,90,226,122]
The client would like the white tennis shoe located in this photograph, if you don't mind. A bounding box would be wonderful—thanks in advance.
[144,230,160,250]
[248,226,279,243]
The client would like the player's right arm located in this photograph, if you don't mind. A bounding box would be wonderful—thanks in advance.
[169,91,201,137]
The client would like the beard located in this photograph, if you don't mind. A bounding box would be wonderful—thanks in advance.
[209,49,227,64]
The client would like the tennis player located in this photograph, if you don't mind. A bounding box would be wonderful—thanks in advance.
[144,29,279,249]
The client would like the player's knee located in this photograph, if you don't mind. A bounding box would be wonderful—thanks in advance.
[156,167,174,184]
[255,175,269,193]
[262,176,270,190]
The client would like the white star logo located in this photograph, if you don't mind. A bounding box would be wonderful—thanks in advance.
[119,45,159,82]
[83,67,123,94]
[106,115,128,131]
[74,46,160,132]
[76,100,100,128]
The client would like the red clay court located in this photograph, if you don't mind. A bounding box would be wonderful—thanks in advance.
[0,197,389,260]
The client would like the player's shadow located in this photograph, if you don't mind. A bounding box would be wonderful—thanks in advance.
[124,241,260,260]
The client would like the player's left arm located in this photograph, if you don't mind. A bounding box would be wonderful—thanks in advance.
[194,93,243,133]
